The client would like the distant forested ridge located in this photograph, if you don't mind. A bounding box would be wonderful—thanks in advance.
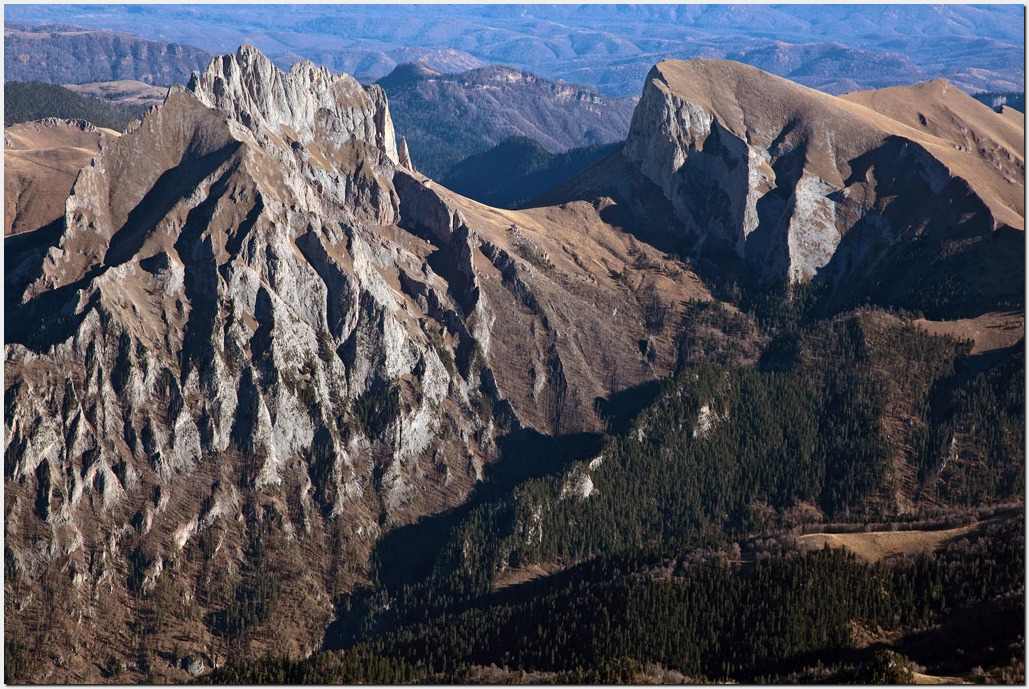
[973,91,1025,112]
[4,23,212,86]
[4,81,145,129]
[379,63,634,179]
[441,137,619,209]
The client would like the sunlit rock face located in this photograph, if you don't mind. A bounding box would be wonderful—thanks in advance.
[4,45,713,682]
[622,59,1024,285]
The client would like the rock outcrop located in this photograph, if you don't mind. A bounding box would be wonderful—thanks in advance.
[188,45,398,165]
[4,46,710,682]
[623,59,1024,283]
[550,59,1024,317]
[4,118,118,237]
[5,47,447,680]
[398,135,414,171]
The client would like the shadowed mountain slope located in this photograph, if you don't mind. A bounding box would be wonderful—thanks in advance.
[4,46,710,683]
[378,63,636,179]
[544,58,1024,318]
[440,136,620,210]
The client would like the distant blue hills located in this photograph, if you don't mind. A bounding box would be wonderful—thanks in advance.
[5,4,1024,96]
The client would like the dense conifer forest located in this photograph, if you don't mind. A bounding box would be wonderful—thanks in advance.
[206,518,1023,684]
[205,298,1025,684]
[4,81,145,129]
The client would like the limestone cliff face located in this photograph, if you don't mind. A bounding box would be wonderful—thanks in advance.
[5,47,483,682]
[621,59,1024,286]
[4,47,710,682]
[189,45,399,165]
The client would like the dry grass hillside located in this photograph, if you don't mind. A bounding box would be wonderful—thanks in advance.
[650,59,1023,231]
[797,525,978,563]
[403,172,711,432]
[64,80,169,108]
[840,79,1025,230]
[4,118,117,236]
[915,310,1024,355]
[796,513,1018,563]
[544,58,1023,319]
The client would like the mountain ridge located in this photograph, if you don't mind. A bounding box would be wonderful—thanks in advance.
[3,46,1023,683]
[378,61,637,179]
[5,6,1023,96]
[545,58,1023,316]
[4,22,213,86]
[4,117,119,237]
[4,46,711,682]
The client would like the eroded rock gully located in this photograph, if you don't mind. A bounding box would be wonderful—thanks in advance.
[4,46,710,681]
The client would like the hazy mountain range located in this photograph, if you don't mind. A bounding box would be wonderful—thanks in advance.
[377,62,635,179]
[4,22,212,86]
[5,5,1024,95]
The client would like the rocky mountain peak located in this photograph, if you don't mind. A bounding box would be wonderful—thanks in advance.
[619,57,1024,287]
[5,45,719,681]
[188,44,398,164]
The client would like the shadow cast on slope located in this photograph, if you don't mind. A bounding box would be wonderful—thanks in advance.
[593,378,663,436]
[817,137,1025,320]
[322,428,603,651]
[174,161,246,381]
[5,245,105,353]
[103,142,242,270]
[321,373,672,652]
[364,372,667,596]
[370,428,605,594]
[5,218,64,318]
[6,143,244,353]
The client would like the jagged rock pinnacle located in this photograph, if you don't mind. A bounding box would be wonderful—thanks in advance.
[398,135,415,171]
[188,44,399,164]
